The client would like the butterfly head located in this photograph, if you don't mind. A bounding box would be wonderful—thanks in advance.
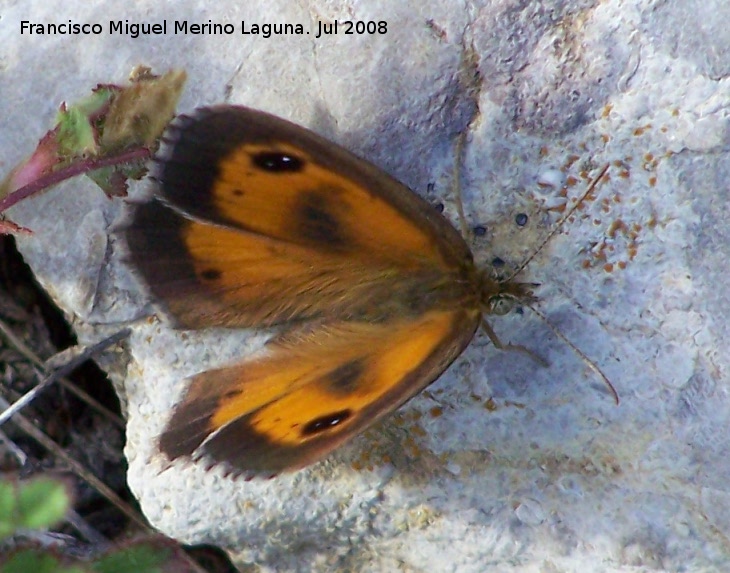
[476,268,537,317]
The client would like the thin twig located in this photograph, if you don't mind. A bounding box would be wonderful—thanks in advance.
[0,394,150,531]
[0,320,125,428]
[0,328,130,427]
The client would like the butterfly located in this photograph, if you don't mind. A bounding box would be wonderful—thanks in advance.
[125,105,608,477]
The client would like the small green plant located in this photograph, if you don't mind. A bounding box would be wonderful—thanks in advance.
[0,477,202,572]
[0,477,70,539]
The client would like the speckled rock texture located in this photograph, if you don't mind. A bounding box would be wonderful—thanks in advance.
[3,1,729,570]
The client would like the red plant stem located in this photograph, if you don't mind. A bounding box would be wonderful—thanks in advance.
[0,147,152,213]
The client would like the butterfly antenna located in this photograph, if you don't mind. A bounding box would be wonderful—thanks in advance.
[505,163,610,282]
[452,131,471,239]
[525,304,619,405]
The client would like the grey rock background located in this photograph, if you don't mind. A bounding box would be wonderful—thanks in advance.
[2,0,729,571]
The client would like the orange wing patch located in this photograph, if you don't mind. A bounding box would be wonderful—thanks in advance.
[128,203,471,329]
[212,141,448,265]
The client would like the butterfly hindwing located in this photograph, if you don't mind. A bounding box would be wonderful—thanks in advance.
[159,310,479,475]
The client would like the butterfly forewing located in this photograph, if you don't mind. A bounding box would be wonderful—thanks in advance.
[126,106,475,330]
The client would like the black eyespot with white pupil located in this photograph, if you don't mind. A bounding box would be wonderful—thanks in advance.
[252,151,304,172]
[301,410,352,436]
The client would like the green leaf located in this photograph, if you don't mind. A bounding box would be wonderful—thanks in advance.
[56,106,99,157]
[93,544,170,573]
[0,481,18,539]
[0,549,86,573]
[17,478,70,530]
[100,69,186,151]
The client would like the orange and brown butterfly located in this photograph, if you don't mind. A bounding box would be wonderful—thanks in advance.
[124,105,605,477]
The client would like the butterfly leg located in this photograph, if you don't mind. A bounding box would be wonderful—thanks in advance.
[479,318,549,367]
